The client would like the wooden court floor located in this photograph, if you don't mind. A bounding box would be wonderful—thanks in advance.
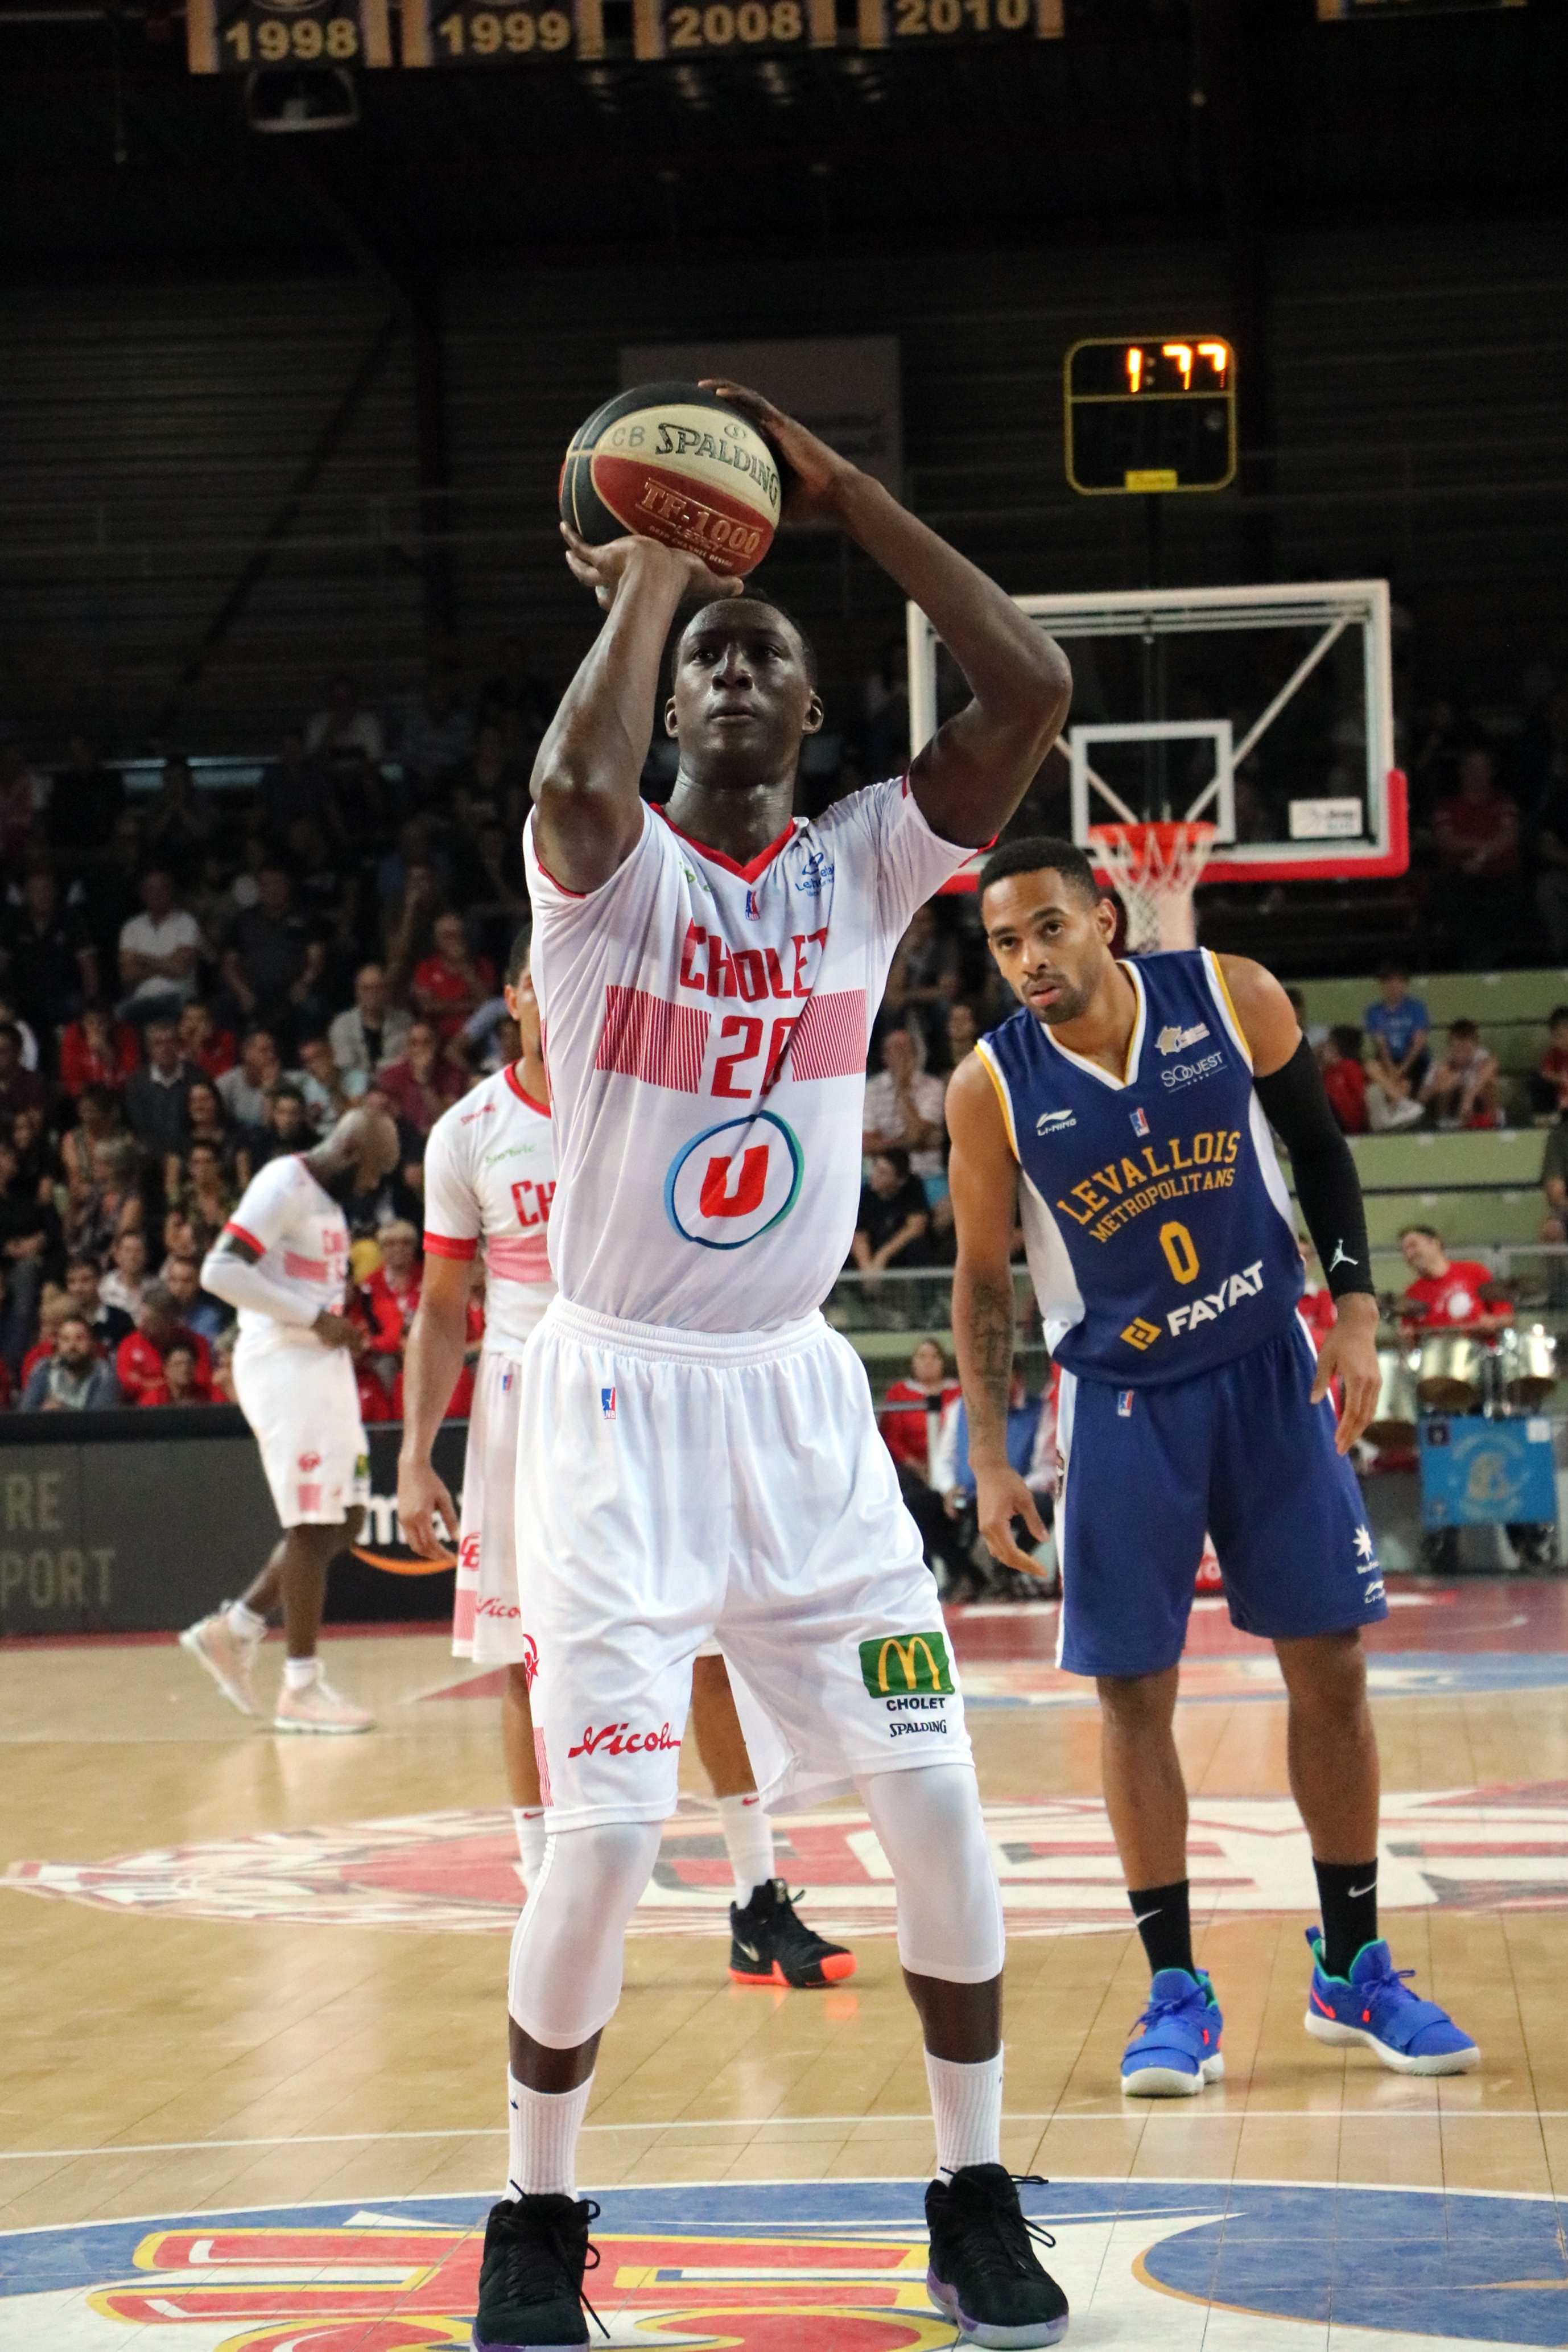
[3,1585,1568,2350]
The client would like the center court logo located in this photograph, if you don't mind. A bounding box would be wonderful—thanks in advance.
[665,1111,803,1250]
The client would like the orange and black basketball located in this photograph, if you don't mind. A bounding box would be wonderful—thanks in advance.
[559,381,782,578]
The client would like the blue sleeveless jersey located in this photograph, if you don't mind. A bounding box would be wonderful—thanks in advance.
[976,949,1302,1386]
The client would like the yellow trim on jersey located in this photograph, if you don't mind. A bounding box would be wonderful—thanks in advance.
[973,1039,1020,1161]
[1203,949,1253,1069]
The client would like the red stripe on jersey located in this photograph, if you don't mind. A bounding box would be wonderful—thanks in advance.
[595,986,709,1093]
[787,988,868,1082]
[504,1064,550,1116]
[425,1233,478,1261]
[283,1250,328,1281]
[655,806,800,884]
[487,1233,552,1282]
[225,1221,265,1254]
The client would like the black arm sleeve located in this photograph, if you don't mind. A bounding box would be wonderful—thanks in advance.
[1253,1036,1375,1300]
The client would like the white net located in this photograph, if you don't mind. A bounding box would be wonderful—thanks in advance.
[1088,821,1216,955]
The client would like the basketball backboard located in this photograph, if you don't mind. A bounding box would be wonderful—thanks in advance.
[908,578,1408,886]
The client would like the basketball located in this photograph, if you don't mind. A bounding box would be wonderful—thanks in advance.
[558,380,782,578]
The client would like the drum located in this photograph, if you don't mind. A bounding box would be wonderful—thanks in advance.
[1500,1325,1559,1410]
[1414,1332,1484,1413]
[1366,1347,1420,1448]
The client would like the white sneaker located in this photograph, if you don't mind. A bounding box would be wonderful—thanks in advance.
[273,1675,374,1735]
[180,1609,263,1716]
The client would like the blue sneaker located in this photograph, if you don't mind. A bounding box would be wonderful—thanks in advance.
[1120,1967,1224,2098]
[1303,1930,1479,2075]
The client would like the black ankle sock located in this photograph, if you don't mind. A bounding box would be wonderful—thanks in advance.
[1128,1880,1194,1978]
[1313,1858,1379,1979]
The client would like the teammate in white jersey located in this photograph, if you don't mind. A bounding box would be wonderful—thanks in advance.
[398,929,856,1988]
[180,1109,399,1735]
[469,384,1072,2352]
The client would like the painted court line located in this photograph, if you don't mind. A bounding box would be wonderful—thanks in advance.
[2,2110,1559,2162]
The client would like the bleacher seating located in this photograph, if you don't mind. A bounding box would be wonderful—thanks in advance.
[1301,970,1568,1110]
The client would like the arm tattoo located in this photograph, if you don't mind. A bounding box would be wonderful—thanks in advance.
[969,1270,1015,1426]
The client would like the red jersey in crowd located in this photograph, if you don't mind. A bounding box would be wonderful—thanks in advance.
[412,950,496,1042]
[1322,1057,1369,1135]
[879,1377,962,1481]
[115,1326,214,1403]
[356,1362,395,1423]
[1402,1259,1496,1327]
[188,1028,238,1080]
[138,1374,216,1407]
[390,1300,484,1420]
[364,1265,423,1356]
[60,1020,141,1095]
[1297,1286,1338,1345]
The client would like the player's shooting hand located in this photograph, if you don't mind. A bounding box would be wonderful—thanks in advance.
[397,1457,459,1564]
[1312,1294,1381,1455]
[700,382,859,527]
[974,1461,1050,1577]
[311,1309,357,1352]
[559,522,741,613]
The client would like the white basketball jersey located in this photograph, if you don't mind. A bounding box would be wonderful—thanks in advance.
[524,777,971,1332]
[224,1155,350,1347]
[423,1064,556,1356]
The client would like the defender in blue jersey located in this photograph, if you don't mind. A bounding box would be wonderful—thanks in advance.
[947,837,1476,2095]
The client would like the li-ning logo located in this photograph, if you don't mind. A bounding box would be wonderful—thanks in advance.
[1157,1021,1210,1056]
[1130,1107,1150,1138]
[1035,1107,1076,1136]
[567,1720,680,1758]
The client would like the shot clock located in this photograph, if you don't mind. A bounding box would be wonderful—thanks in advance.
[1064,336,1237,496]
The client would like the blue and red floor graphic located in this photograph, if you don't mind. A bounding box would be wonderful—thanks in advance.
[5,2178,1566,2350]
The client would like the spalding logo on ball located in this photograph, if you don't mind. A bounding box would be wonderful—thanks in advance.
[559,381,782,579]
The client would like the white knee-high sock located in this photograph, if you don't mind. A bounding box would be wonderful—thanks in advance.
[513,1807,547,1889]
[925,2050,1004,2175]
[715,1793,774,1902]
[506,2069,593,2200]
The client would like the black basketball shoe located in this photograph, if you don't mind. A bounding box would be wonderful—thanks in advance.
[727,1877,857,1988]
[925,2165,1070,2347]
[471,2192,604,2350]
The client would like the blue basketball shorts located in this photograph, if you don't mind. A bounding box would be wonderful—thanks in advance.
[1054,1318,1387,1679]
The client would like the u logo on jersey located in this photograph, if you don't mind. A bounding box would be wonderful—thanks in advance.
[664,1112,804,1250]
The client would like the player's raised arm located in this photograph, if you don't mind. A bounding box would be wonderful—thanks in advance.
[946,1052,1046,1572]
[530,531,745,895]
[709,381,1072,848]
[1218,954,1381,1455]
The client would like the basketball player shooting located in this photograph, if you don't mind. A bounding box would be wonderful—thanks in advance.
[181,1108,399,1734]
[465,386,1073,2352]
[396,929,852,1986]
[946,838,1477,2100]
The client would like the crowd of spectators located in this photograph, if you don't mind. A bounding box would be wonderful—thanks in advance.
[0,669,543,1414]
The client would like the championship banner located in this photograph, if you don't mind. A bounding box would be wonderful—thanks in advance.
[630,0,835,61]
[402,0,601,67]
[856,0,1060,44]
[186,0,391,72]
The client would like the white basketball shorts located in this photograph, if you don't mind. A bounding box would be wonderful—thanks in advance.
[452,1350,531,1665]
[233,1329,369,1530]
[514,1297,968,1830]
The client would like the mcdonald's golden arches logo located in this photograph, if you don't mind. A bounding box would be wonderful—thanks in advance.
[859,1630,955,1698]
